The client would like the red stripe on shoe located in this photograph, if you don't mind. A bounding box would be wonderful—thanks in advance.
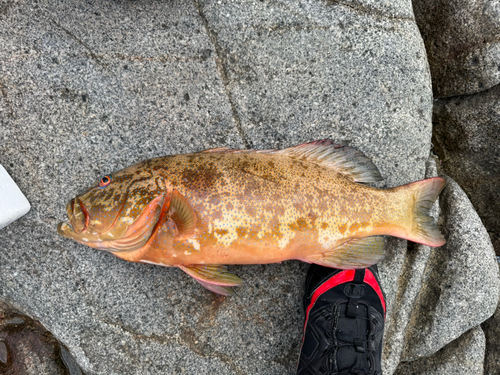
[364,269,386,315]
[303,269,355,333]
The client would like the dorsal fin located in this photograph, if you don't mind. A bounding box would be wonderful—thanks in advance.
[198,147,257,154]
[276,140,383,184]
[198,140,383,184]
[198,147,232,153]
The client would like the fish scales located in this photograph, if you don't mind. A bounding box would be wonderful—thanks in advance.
[160,154,377,263]
[58,140,446,295]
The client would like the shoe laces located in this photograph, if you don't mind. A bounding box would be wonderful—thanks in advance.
[322,305,378,375]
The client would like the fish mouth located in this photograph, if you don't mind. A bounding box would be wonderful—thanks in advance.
[57,197,89,239]
[57,221,74,239]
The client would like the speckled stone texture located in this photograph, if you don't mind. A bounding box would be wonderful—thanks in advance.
[416,2,500,373]
[195,0,432,188]
[412,0,500,98]
[483,300,500,375]
[433,84,500,256]
[394,327,486,375]
[0,0,497,374]
[401,175,499,361]
[432,82,500,375]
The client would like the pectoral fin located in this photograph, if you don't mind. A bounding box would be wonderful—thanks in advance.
[168,190,197,239]
[307,236,386,269]
[179,265,244,296]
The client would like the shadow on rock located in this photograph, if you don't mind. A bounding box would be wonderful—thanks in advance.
[0,301,83,375]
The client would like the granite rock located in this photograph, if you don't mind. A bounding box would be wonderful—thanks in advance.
[394,327,486,375]
[433,83,500,256]
[413,0,500,97]
[483,300,500,375]
[196,0,433,188]
[401,176,500,361]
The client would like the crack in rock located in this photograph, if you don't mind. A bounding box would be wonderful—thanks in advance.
[49,18,107,69]
[192,0,252,150]
[98,317,246,375]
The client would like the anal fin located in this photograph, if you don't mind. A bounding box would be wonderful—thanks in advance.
[179,265,244,296]
[307,236,386,269]
[195,279,237,296]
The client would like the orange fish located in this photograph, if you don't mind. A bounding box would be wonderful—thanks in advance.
[58,140,445,295]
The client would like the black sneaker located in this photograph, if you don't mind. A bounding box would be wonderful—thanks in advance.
[297,265,386,375]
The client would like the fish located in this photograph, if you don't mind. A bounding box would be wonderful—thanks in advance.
[57,140,446,295]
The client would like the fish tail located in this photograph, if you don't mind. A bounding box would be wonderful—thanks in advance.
[405,177,446,247]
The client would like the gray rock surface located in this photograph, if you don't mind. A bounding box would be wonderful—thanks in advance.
[401,175,499,361]
[412,0,500,98]
[379,159,499,375]
[483,301,500,375]
[196,0,433,188]
[433,83,500,256]
[2,0,496,374]
[394,327,486,375]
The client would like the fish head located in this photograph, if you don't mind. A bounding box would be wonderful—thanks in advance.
[57,162,166,252]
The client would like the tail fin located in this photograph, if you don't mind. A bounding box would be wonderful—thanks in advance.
[407,177,446,247]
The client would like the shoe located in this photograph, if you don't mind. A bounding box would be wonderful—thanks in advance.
[297,264,386,375]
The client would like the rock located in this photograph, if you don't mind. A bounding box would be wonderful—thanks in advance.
[394,326,486,375]
[196,0,433,188]
[401,175,500,360]
[412,0,500,97]
[482,300,500,375]
[433,83,500,256]
[0,301,83,375]
[0,0,445,374]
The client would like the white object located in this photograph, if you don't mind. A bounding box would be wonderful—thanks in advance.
[0,164,31,230]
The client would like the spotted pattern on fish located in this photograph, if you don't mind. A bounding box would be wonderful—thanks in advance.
[58,140,446,295]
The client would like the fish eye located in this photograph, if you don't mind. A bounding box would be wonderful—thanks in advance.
[99,175,111,188]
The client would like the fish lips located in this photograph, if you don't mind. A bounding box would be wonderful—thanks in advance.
[57,197,89,239]
[57,221,75,239]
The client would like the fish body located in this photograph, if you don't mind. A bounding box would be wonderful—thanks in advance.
[58,140,445,295]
